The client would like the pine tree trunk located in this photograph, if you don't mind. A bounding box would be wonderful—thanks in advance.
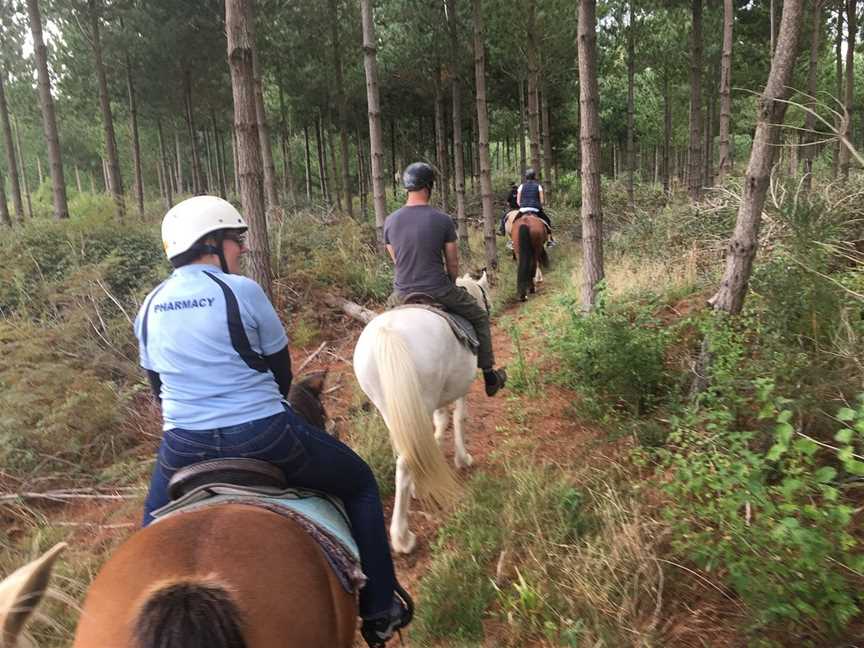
[704,71,715,186]
[203,127,215,192]
[0,70,24,223]
[226,0,272,295]
[434,69,450,212]
[37,157,43,187]
[688,0,704,201]
[356,128,369,219]
[542,87,553,197]
[124,50,144,216]
[717,0,733,182]
[447,0,469,254]
[361,0,387,252]
[329,0,353,218]
[13,118,32,218]
[175,127,184,194]
[0,166,10,226]
[231,126,240,197]
[157,118,173,209]
[527,0,542,178]
[278,81,296,207]
[252,49,279,213]
[802,1,821,191]
[578,0,605,310]
[390,118,397,199]
[519,78,527,175]
[212,113,228,199]
[840,0,855,179]
[26,0,68,219]
[303,123,312,202]
[75,165,82,193]
[315,115,328,204]
[663,65,672,198]
[626,2,636,212]
[183,71,202,195]
[328,125,343,211]
[708,0,804,315]
[473,0,497,272]
[833,7,843,179]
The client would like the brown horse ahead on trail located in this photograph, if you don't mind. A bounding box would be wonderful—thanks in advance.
[0,374,358,648]
[511,214,549,301]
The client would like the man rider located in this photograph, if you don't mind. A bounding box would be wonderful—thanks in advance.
[134,195,412,648]
[517,168,556,245]
[384,162,507,397]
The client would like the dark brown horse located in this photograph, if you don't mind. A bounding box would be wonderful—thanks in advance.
[511,214,549,301]
[0,373,358,648]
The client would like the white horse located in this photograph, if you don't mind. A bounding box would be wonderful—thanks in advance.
[353,272,491,554]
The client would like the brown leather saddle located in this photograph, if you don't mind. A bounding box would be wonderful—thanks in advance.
[168,458,287,500]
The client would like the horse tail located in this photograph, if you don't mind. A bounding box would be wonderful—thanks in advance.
[373,325,460,508]
[134,579,247,648]
[517,224,534,295]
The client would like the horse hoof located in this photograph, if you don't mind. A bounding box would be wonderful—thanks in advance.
[391,530,417,554]
[455,452,473,469]
[520,295,527,302]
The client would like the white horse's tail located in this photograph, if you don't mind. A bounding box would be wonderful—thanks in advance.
[373,325,461,508]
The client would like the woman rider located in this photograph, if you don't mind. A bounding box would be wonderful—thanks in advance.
[134,196,411,647]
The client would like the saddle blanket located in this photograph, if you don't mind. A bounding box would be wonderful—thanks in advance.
[393,303,479,353]
[152,485,366,593]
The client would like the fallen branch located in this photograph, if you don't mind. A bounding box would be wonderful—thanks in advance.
[297,341,329,373]
[0,491,138,504]
[322,293,378,324]
[54,522,135,529]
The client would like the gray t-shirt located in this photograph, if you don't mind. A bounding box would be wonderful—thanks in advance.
[384,205,458,296]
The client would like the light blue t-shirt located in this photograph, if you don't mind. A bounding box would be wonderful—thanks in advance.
[134,264,289,431]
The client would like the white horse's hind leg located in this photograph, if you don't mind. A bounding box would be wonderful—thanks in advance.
[391,455,417,554]
[433,407,449,446]
[453,397,473,468]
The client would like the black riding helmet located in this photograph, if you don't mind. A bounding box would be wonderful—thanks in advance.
[403,162,435,192]
[524,168,537,181]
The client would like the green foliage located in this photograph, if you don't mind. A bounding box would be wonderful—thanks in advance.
[551,290,673,416]
[660,385,863,637]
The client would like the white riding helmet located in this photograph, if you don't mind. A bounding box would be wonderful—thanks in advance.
[161,196,248,260]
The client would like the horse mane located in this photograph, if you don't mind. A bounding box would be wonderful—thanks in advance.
[133,577,246,648]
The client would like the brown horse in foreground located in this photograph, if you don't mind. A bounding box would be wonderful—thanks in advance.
[0,374,358,648]
[511,214,549,301]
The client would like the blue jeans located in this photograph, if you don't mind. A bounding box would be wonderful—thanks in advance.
[142,407,396,618]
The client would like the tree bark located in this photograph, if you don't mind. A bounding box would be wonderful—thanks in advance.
[13,117,32,218]
[626,2,636,212]
[434,67,450,212]
[833,7,843,179]
[473,0,497,272]
[315,115,328,203]
[212,113,228,199]
[802,1,822,191]
[252,49,279,213]
[360,0,387,253]
[578,0,605,310]
[303,123,312,202]
[390,118,397,199]
[708,0,804,315]
[0,69,23,223]
[542,86,553,196]
[447,0,469,255]
[688,0,704,201]
[278,82,295,206]
[124,49,144,216]
[183,71,202,194]
[175,126,184,194]
[323,293,377,323]
[527,0,542,178]
[519,78,527,175]
[663,64,672,198]
[327,125,343,211]
[717,0,734,182]
[356,128,369,219]
[26,0,68,219]
[157,118,173,209]
[0,166,10,226]
[840,0,855,179]
[329,0,353,218]
[226,0,272,295]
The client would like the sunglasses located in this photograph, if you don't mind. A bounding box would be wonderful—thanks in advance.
[224,232,247,247]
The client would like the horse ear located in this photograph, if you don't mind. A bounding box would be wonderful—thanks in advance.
[478,271,488,288]
[0,543,66,647]
[302,369,328,395]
